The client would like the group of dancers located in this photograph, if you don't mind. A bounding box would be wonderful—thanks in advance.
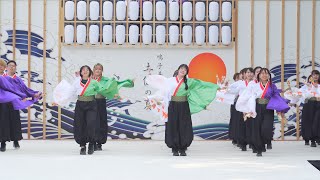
[0,59,42,152]
[145,65,320,157]
[1,58,319,157]
[53,63,134,155]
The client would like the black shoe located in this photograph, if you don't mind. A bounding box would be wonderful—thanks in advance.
[13,141,20,149]
[80,146,86,155]
[179,150,187,156]
[267,143,272,150]
[232,140,237,145]
[172,149,179,156]
[0,142,6,152]
[96,144,102,151]
[252,146,257,153]
[94,143,98,151]
[311,141,317,147]
[305,140,310,146]
[249,144,252,149]
[241,145,247,151]
[256,152,262,157]
[262,147,266,152]
[88,143,94,155]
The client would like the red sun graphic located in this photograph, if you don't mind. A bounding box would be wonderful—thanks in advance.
[188,53,227,84]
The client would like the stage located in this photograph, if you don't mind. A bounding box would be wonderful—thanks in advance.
[0,140,319,180]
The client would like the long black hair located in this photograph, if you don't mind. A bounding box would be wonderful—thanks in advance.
[79,65,93,78]
[246,67,254,73]
[233,73,240,81]
[254,66,262,74]
[176,64,189,90]
[257,68,272,84]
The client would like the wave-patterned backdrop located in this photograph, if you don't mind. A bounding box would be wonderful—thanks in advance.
[1,29,318,140]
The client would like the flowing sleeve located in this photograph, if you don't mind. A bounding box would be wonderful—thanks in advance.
[15,78,39,97]
[215,89,237,105]
[101,78,134,99]
[284,87,303,105]
[0,76,27,98]
[235,82,257,117]
[300,84,315,100]
[97,78,119,99]
[145,75,168,90]
[53,79,77,106]
[145,75,171,122]
[266,84,290,113]
[117,79,134,88]
[187,78,219,114]
[227,80,242,94]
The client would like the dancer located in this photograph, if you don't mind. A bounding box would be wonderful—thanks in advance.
[146,64,219,156]
[236,68,289,156]
[92,63,134,151]
[53,65,115,155]
[0,60,42,152]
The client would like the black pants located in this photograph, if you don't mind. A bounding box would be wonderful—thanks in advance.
[0,103,22,142]
[238,114,247,146]
[251,103,274,153]
[301,100,317,142]
[312,101,320,141]
[73,100,99,146]
[95,98,108,145]
[229,104,240,142]
[165,101,193,150]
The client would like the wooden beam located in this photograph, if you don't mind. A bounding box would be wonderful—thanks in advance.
[281,0,285,140]
[42,0,47,139]
[296,0,301,140]
[250,0,254,67]
[266,0,270,68]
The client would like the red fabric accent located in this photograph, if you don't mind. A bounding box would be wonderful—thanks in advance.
[80,78,91,96]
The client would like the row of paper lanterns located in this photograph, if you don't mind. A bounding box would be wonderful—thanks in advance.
[64,24,231,45]
[65,1,232,22]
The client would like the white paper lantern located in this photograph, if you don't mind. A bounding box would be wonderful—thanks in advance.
[129,25,139,45]
[65,1,74,20]
[156,25,165,45]
[222,26,231,45]
[64,25,74,44]
[143,1,153,21]
[156,1,166,21]
[169,2,179,21]
[129,1,139,20]
[209,25,219,45]
[103,25,113,44]
[89,25,99,44]
[195,2,205,21]
[103,1,113,20]
[209,2,219,21]
[116,1,126,20]
[195,26,205,45]
[222,2,232,21]
[182,2,192,21]
[90,1,99,20]
[116,25,126,45]
[169,25,179,45]
[182,26,192,45]
[77,25,86,44]
[143,25,152,45]
[77,1,87,20]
